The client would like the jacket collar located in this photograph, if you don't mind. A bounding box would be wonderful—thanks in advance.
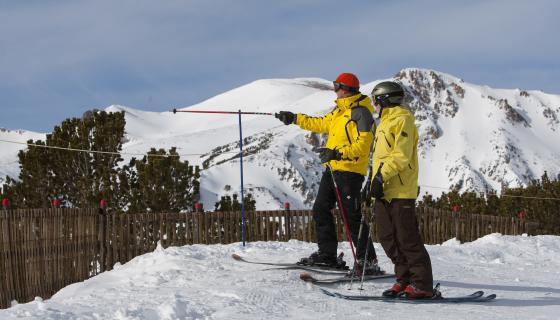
[335,93,367,111]
[380,105,411,120]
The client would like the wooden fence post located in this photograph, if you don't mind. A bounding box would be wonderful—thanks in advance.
[0,207,14,309]
[284,202,291,240]
[452,205,461,243]
[98,208,107,273]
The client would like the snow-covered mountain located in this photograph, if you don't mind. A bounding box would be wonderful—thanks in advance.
[2,68,560,210]
[0,128,46,186]
[396,69,560,194]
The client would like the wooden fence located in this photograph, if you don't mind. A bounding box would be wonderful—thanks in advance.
[0,208,99,310]
[0,207,533,309]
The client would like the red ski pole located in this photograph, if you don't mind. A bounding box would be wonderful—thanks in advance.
[172,108,273,116]
[326,164,358,267]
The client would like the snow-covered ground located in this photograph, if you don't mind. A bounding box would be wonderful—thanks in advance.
[2,234,559,319]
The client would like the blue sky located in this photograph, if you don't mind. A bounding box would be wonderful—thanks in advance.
[1,0,559,132]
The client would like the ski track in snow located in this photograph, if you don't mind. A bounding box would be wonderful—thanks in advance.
[2,234,560,319]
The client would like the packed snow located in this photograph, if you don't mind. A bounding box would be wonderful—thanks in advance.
[2,233,560,319]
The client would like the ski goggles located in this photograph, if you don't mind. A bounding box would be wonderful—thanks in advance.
[373,93,399,106]
[372,95,385,105]
[333,82,357,92]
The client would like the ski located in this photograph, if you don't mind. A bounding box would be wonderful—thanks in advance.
[318,287,496,303]
[300,272,394,284]
[231,253,349,274]
[261,266,350,275]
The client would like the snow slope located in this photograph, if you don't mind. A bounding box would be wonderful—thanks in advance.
[1,234,559,319]
[2,69,560,210]
[0,128,46,185]
[104,69,560,210]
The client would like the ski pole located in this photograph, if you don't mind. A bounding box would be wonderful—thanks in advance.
[359,206,375,290]
[326,164,358,268]
[172,108,273,116]
[358,196,383,291]
[348,212,367,289]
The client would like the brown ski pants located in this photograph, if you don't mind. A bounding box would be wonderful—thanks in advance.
[375,199,433,291]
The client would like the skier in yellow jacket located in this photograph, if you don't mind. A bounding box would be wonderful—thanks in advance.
[275,73,380,275]
[368,81,434,298]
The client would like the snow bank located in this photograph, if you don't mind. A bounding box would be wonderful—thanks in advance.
[2,235,560,319]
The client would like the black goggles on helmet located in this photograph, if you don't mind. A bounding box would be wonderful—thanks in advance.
[333,81,357,92]
[372,94,387,105]
[373,92,403,105]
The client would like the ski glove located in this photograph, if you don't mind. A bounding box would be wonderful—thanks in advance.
[371,172,384,200]
[275,111,296,125]
[317,147,342,163]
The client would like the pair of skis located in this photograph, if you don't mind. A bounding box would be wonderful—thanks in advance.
[299,271,393,284]
[231,253,351,275]
[232,253,391,281]
[317,283,497,304]
[232,254,497,303]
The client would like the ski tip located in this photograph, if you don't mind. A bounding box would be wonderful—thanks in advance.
[231,253,242,261]
[300,272,315,282]
[320,288,337,297]
[484,294,497,300]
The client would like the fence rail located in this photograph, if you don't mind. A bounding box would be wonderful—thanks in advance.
[0,207,533,309]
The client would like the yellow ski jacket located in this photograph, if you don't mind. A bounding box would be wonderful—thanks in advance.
[296,93,374,176]
[371,105,419,202]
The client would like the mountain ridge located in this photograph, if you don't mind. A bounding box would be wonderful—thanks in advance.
[1,68,559,210]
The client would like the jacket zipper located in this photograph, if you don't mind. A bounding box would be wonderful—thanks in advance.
[383,133,392,148]
[397,173,404,185]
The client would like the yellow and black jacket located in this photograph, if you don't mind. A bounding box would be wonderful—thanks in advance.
[296,93,374,176]
[371,105,419,201]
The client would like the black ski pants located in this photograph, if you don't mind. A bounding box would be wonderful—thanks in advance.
[312,170,376,261]
[375,199,433,291]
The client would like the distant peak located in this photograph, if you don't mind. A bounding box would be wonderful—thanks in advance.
[105,105,130,112]
[394,68,464,84]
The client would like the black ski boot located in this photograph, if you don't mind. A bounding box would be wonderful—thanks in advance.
[297,251,347,269]
[351,258,384,277]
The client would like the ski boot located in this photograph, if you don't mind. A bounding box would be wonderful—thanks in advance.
[297,251,347,269]
[401,283,435,299]
[382,281,409,297]
[351,258,384,277]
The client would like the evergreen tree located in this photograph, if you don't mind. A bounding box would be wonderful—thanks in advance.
[214,192,256,211]
[1,111,201,213]
[416,174,560,235]
[417,192,435,208]
[47,111,126,207]
[11,140,52,208]
[484,190,500,215]
[3,111,125,208]
[113,158,141,213]
[130,147,200,213]
[215,195,233,211]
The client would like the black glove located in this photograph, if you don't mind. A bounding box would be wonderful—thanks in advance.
[371,172,384,200]
[274,111,296,125]
[317,147,342,163]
